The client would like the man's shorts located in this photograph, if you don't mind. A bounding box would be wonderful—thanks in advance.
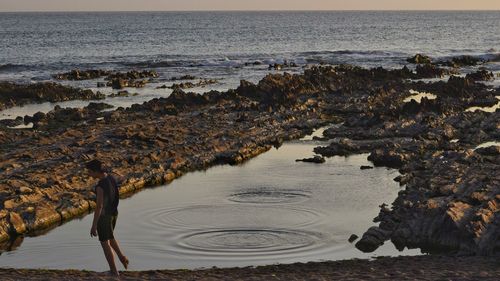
[97,214,117,242]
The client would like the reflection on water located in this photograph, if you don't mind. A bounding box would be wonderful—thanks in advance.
[0,131,420,271]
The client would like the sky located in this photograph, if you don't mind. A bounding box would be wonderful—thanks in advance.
[0,0,499,12]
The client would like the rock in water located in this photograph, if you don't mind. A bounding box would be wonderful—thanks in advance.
[295,155,326,164]
[348,234,359,243]
[406,54,432,64]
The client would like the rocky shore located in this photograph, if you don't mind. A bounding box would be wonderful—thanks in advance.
[0,55,499,258]
[0,256,499,280]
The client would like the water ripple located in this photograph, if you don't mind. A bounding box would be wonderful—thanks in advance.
[227,188,312,204]
[173,228,325,257]
[140,204,324,231]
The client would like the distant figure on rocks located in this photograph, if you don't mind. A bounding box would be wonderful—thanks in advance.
[85,159,129,277]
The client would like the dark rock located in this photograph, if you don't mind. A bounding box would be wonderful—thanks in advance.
[86,102,114,111]
[109,90,136,98]
[360,165,373,170]
[111,78,127,89]
[295,155,326,164]
[268,60,298,70]
[105,70,158,89]
[368,149,407,169]
[475,145,499,156]
[53,69,111,80]
[415,64,452,78]
[170,75,197,81]
[465,70,495,81]
[438,55,483,67]
[166,79,219,90]
[0,117,24,128]
[355,227,391,253]
[245,61,262,66]
[348,234,359,243]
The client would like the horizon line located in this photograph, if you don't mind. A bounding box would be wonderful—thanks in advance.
[0,9,499,13]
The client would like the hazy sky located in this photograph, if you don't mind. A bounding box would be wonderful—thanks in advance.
[1,0,499,12]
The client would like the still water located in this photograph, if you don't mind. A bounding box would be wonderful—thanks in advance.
[0,132,419,271]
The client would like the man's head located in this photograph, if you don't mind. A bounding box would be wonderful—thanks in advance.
[85,159,105,178]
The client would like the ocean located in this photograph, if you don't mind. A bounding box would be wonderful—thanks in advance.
[0,11,499,118]
[0,11,499,83]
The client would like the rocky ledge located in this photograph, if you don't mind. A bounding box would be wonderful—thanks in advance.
[0,60,499,257]
[0,82,105,111]
[310,66,499,255]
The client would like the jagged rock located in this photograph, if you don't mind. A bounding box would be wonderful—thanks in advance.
[465,70,495,81]
[355,226,391,252]
[438,55,483,67]
[407,54,432,64]
[415,64,451,78]
[368,149,407,168]
[8,212,26,235]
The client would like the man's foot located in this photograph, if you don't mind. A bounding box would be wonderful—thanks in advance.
[119,255,129,269]
[108,270,120,277]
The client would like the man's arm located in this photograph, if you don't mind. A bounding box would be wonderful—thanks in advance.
[90,186,104,237]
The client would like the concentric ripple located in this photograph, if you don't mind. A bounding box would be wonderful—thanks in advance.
[174,228,324,256]
[227,188,312,204]
[141,204,323,231]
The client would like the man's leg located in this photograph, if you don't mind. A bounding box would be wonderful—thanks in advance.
[110,238,129,269]
[100,240,119,275]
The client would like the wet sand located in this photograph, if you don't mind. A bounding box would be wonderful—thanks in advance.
[1,256,499,280]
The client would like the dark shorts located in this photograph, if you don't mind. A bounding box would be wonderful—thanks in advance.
[97,214,117,242]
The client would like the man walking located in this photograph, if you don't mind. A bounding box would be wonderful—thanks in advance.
[86,159,129,276]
